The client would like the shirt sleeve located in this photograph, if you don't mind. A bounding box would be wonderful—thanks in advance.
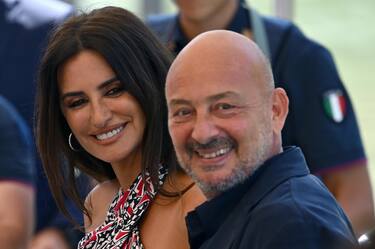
[274,24,366,174]
[0,96,35,184]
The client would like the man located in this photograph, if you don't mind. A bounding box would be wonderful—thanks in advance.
[0,96,35,249]
[166,30,358,249]
[0,1,86,248]
[148,0,374,235]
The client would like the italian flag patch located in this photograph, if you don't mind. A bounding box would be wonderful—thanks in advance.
[323,90,346,123]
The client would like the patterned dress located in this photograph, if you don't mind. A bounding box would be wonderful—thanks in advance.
[78,167,167,249]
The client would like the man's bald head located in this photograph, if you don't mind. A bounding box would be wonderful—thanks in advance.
[166,30,274,96]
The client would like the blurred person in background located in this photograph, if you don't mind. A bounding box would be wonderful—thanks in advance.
[0,95,35,249]
[0,1,89,248]
[147,0,375,236]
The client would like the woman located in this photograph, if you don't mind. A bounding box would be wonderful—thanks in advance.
[35,6,205,249]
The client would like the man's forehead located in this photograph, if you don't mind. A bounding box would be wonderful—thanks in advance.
[167,86,244,107]
[167,61,251,88]
[167,33,254,80]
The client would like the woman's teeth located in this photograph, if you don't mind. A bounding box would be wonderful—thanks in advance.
[96,126,124,140]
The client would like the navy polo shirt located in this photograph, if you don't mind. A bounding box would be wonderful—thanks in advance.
[0,95,35,184]
[186,147,358,249]
[147,3,366,174]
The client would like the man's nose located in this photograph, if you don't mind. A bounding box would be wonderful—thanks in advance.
[191,114,220,144]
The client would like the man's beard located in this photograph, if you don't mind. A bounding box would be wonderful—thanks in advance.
[176,126,273,199]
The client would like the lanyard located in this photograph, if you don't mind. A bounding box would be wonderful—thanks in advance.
[246,4,271,61]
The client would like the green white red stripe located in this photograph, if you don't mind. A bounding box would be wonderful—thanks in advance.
[323,90,346,123]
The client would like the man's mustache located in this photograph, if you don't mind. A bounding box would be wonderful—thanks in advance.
[186,136,236,153]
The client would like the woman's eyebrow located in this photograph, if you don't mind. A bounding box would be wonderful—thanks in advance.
[60,77,119,101]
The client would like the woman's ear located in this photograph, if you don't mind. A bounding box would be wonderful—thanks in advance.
[271,87,289,134]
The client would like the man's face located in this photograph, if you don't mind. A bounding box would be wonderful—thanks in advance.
[166,60,274,198]
[173,0,237,23]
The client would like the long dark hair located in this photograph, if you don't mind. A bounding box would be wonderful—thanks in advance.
[35,6,175,224]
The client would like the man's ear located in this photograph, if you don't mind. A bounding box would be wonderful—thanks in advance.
[271,87,289,134]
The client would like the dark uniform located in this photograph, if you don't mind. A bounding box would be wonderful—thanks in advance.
[0,0,85,246]
[0,95,34,184]
[147,3,366,174]
[186,147,358,249]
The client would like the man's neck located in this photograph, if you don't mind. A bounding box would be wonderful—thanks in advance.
[179,1,239,40]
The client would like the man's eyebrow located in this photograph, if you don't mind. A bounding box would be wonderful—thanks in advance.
[168,91,241,107]
[207,91,241,102]
[168,99,191,107]
[60,77,119,101]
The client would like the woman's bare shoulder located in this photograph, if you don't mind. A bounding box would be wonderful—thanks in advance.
[84,179,120,232]
[166,171,206,216]
[140,172,206,249]
[180,181,206,216]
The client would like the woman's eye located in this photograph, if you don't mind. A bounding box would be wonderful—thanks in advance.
[68,99,87,108]
[106,86,124,97]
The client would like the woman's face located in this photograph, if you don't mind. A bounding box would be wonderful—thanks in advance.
[58,50,146,166]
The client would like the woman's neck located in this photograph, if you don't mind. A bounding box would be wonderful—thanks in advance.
[111,152,143,191]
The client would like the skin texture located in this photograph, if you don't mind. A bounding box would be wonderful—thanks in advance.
[58,49,206,249]
[0,182,34,249]
[166,30,289,198]
[173,0,375,235]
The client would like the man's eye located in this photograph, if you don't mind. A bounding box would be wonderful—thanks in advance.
[217,103,234,110]
[213,103,240,118]
[68,99,87,108]
[174,109,192,117]
[171,108,193,123]
[106,86,124,97]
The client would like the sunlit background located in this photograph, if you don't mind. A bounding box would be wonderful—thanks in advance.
[67,0,375,188]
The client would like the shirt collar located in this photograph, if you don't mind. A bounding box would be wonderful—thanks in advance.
[186,146,309,248]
